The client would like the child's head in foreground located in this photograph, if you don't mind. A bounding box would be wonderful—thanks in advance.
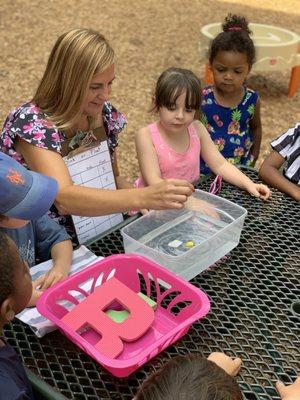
[153,67,202,114]
[0,232,32,327]
[0,151,58,229]
[135,354,242,400]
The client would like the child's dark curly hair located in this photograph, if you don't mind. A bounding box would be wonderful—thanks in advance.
[0,232,16,306]
[135,354,243,400]
[209,14,255,66]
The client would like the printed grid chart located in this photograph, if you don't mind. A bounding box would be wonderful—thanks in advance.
[64,141,123,243]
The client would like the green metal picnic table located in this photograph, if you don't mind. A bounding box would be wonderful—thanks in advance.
[4,167,300,400]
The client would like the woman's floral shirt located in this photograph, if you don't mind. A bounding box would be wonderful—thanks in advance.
[0,101,127,163]
[0,101,127,247]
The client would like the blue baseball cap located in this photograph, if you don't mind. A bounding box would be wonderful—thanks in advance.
[0,152,58,220]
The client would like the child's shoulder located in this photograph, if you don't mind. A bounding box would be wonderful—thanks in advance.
[192,120,207,136]
[136,124,152,138]
[245,87,256,93]
[272,123,300,148]
[201,86,215,109]
[0,343,33,399]
[239,87,259,107]
[202,85,214,97]
[0,342,23,375]
[32,213,67,233]
[244,86,259,99]
[136,122,158,138]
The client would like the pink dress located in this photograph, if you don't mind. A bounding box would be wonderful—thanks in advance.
[135,122,200,187]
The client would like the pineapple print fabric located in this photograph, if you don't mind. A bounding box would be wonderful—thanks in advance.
[200,86,258,174]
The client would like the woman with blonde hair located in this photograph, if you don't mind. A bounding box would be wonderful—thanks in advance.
[0,28,193,245]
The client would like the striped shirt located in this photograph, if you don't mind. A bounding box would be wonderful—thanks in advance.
[271,123,300,185]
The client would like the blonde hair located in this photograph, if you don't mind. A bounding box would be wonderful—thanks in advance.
[32,28,115,130]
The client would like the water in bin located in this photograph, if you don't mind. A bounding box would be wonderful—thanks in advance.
[122,190,247,280]
[143,209,233,256]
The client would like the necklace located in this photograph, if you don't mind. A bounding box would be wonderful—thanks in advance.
[68,129,97,150]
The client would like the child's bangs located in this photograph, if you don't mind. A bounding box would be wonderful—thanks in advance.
[185,84,201,110]
[161,84,200,110]
[162,84,184,109]
[155,68,202,111]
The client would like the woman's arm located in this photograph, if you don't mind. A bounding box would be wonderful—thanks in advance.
[259,150,300,201]
[196,121,270,200]
[15,138,194,214]
[135,126,164,185]
[112,149,149,214]
[249,97,262,166]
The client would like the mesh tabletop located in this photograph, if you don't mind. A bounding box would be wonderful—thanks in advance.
[4,168,300,400]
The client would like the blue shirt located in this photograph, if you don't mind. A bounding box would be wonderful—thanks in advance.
[0,342,35,400]
[0,214,70,267]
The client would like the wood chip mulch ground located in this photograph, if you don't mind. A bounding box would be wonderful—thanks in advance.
[1,0,299,181]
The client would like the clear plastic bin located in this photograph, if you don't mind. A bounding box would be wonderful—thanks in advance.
[121,189,247,280]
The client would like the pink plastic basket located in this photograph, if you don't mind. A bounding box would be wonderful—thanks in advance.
[37,254,210,377]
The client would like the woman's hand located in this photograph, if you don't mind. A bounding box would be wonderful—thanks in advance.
[276,377,300,400]
[142,179,194,210]
[246,183,271,200]
[207,352,242,376]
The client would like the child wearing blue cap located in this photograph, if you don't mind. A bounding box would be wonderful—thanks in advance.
[0,152,72,307]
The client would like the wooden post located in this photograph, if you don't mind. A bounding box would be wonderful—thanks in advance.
[204,63,214,85]
[288,66,300,97]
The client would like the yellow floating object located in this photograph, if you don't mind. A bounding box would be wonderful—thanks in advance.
[185,241,195,248]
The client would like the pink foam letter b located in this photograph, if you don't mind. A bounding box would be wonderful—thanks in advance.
[61,277,155,358]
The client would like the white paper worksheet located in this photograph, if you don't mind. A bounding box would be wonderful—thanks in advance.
[64,141,123,244]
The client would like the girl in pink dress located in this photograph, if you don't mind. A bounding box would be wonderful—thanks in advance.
[135,67,270,200]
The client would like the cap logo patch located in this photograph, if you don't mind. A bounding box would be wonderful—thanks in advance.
[6,168,25,185]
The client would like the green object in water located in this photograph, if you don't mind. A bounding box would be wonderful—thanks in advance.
[106,292,157,323]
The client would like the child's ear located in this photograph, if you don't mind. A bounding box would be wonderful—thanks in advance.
[0,298,15,323]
